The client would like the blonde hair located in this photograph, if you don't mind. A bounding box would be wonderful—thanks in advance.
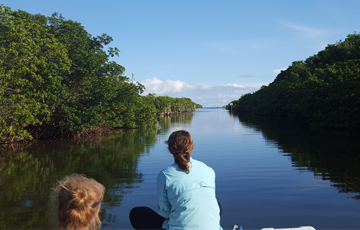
[166,130,194,173]
[50,174,105,230]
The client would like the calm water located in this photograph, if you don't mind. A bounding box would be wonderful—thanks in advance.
[0,108,359,230]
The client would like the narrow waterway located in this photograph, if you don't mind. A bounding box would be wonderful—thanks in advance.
[0,108,359,230]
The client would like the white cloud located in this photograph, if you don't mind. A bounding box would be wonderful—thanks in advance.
[217,93,227,98]
[141,77,195,94]
[141,78,267,107]
[201,85,212,90]
[282,22,343,39]
[241,82,270,88]
[273,68,287,74]
[225,83,244,88]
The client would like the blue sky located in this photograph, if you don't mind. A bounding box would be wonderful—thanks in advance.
[3,0,360,106]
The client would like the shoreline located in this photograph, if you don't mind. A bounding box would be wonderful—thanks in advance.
[0,111,195,149]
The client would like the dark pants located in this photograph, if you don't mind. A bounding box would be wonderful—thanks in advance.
[129,206,165,230]
[129,202,222,230]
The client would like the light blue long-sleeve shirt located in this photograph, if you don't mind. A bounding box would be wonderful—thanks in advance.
[157,157,222,230]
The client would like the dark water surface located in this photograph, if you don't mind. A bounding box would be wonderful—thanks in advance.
[0,108,359,230]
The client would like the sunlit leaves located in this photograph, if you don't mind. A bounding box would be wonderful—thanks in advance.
[0,5,71,141]
[230,32,360,130]
[144,94,202,115]
[0,5,158,142]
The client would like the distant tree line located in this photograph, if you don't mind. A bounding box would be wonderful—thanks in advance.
[0,5,201,143]
[144,94,202,115]
[226,33,360,130]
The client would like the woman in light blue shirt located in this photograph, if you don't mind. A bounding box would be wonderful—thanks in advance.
[130,130,222,230]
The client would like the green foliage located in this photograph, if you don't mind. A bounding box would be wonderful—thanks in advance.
[0,5,71,141]
[0,5,157,142]
[144,94,202,115]
[43,12,156,131]
[224,99,239,110]
[231,32,360,129]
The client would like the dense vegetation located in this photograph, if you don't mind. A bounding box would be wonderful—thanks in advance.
[226,33,360,129]
[0,5,201,143]
[145,94,202,115]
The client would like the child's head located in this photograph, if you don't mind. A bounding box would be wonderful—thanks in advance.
[51,174,105,230]
[166,130,194,173]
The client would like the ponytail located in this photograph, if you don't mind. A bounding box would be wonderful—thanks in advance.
[166,130,194,173]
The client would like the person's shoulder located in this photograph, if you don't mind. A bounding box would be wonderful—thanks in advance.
[191,158,208,166]
[192,158,215,171]
[191,158,204,166]
[159,162,178,175]
[158,165,172,181]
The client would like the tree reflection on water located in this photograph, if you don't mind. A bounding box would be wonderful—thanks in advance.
[0,112,196,229]
[0,130,157,229]
[232,112,360,200]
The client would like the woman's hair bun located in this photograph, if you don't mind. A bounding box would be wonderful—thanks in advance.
[166,130,194,173]
[50,174,105,230]
[71,186,90,208]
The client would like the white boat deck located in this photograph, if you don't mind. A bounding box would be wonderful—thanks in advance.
[233,226,316,230]
[261,227,316,230]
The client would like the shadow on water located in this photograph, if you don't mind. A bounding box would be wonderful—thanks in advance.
[0,112,196,229]
[231,112,360,200]
[0,129,157,229]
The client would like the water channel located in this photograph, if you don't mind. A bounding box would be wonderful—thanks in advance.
[0,108,359,230]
